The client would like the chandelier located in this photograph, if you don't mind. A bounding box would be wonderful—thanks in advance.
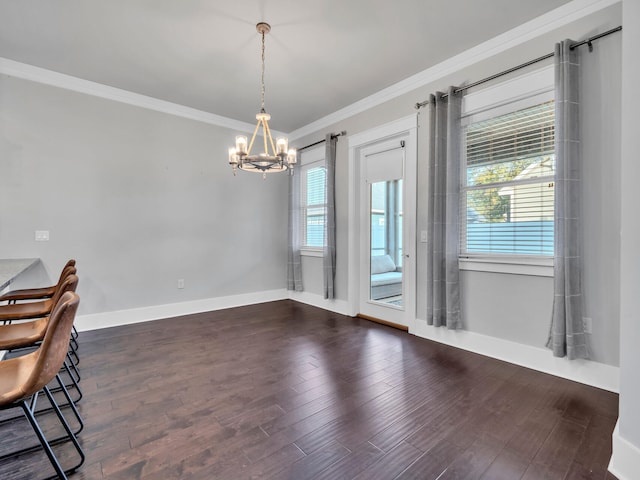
[228,22,296,178]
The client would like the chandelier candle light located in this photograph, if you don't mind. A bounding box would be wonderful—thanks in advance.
[228,22,296,178]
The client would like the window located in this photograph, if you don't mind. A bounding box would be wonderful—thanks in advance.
[300,147,326,251]
[461,90,555,264]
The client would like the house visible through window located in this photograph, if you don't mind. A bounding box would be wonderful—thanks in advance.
[300,147,326,250]
[461,100,555,257]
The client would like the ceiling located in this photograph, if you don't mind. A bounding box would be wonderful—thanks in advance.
[0,0,573,133]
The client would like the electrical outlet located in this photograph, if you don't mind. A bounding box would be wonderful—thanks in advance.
[35,230,49,241]
[582,317,592,334]
[177,279,185,289]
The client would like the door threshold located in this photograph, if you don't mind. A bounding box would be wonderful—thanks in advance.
[357,314,408,331]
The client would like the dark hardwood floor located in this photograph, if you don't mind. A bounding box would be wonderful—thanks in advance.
[0,300,619,479]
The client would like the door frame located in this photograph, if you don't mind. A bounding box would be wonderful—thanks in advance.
[347,115,417,330]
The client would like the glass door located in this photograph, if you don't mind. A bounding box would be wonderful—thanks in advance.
[358,136,414,329]
[370,179,403,306]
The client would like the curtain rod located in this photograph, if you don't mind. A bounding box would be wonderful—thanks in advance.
[414,25,622,109]
[297,131,347,152]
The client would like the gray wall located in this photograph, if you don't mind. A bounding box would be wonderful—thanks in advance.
[619,0,640,453]
[0,76,288,319]
[293,4,622,366]
[0,4,623,369]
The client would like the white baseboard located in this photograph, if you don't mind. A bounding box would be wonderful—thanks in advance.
[609,421,640,480]
[76,290,348,333]
[287,290,352,316]
[75,289,288,332]
[411,320,619,393]
[285,294,619,393]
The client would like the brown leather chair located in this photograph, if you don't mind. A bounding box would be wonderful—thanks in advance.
[0,260,76,304]
[0,275,82,400]
[0,291,84,479]
[0,275,78,351]
[0,261,80,352]
[0,270,77,324]
[0,280,84,449]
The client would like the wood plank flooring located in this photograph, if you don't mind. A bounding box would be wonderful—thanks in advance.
[0,300,619,479]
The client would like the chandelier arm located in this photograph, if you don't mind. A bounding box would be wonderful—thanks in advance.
[259,118,267,155]
[247,120,261,155]
[263,120,277,156]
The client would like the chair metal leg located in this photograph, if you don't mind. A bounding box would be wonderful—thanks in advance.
[58,357,81,398]
[65,352,81,383]
[0,378,84,462]
[19,398,68,480]
[68,344,80,366]
[69,335,78,351]
[43,385,85,474]
[54,374,83,435]
[61,359,82,403]
[34,358,82,406]
[68,334,79,356]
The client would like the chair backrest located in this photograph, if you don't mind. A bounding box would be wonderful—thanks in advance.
[21,291,79,397]
[56,264,77,286]
[50,274,78,307]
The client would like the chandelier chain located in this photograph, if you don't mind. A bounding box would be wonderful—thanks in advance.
[260,30,266,112]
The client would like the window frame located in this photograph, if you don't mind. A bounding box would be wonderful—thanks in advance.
[299,146,326,257]
[459,66,555,276]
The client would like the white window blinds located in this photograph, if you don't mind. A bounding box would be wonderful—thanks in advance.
[302,164,326,248]
[461,100,555,256]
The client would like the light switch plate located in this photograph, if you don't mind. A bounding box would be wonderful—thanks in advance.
[35,230,49,241]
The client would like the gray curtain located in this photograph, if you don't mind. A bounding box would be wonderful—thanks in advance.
[323,134,337,299]
[287,167,303,291]
[426,87,462,329]
[547,40,589,359]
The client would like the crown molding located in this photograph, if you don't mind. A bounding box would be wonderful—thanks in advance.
[0,0,619,141]
[0,57,269,135]
[287,0,620,141]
